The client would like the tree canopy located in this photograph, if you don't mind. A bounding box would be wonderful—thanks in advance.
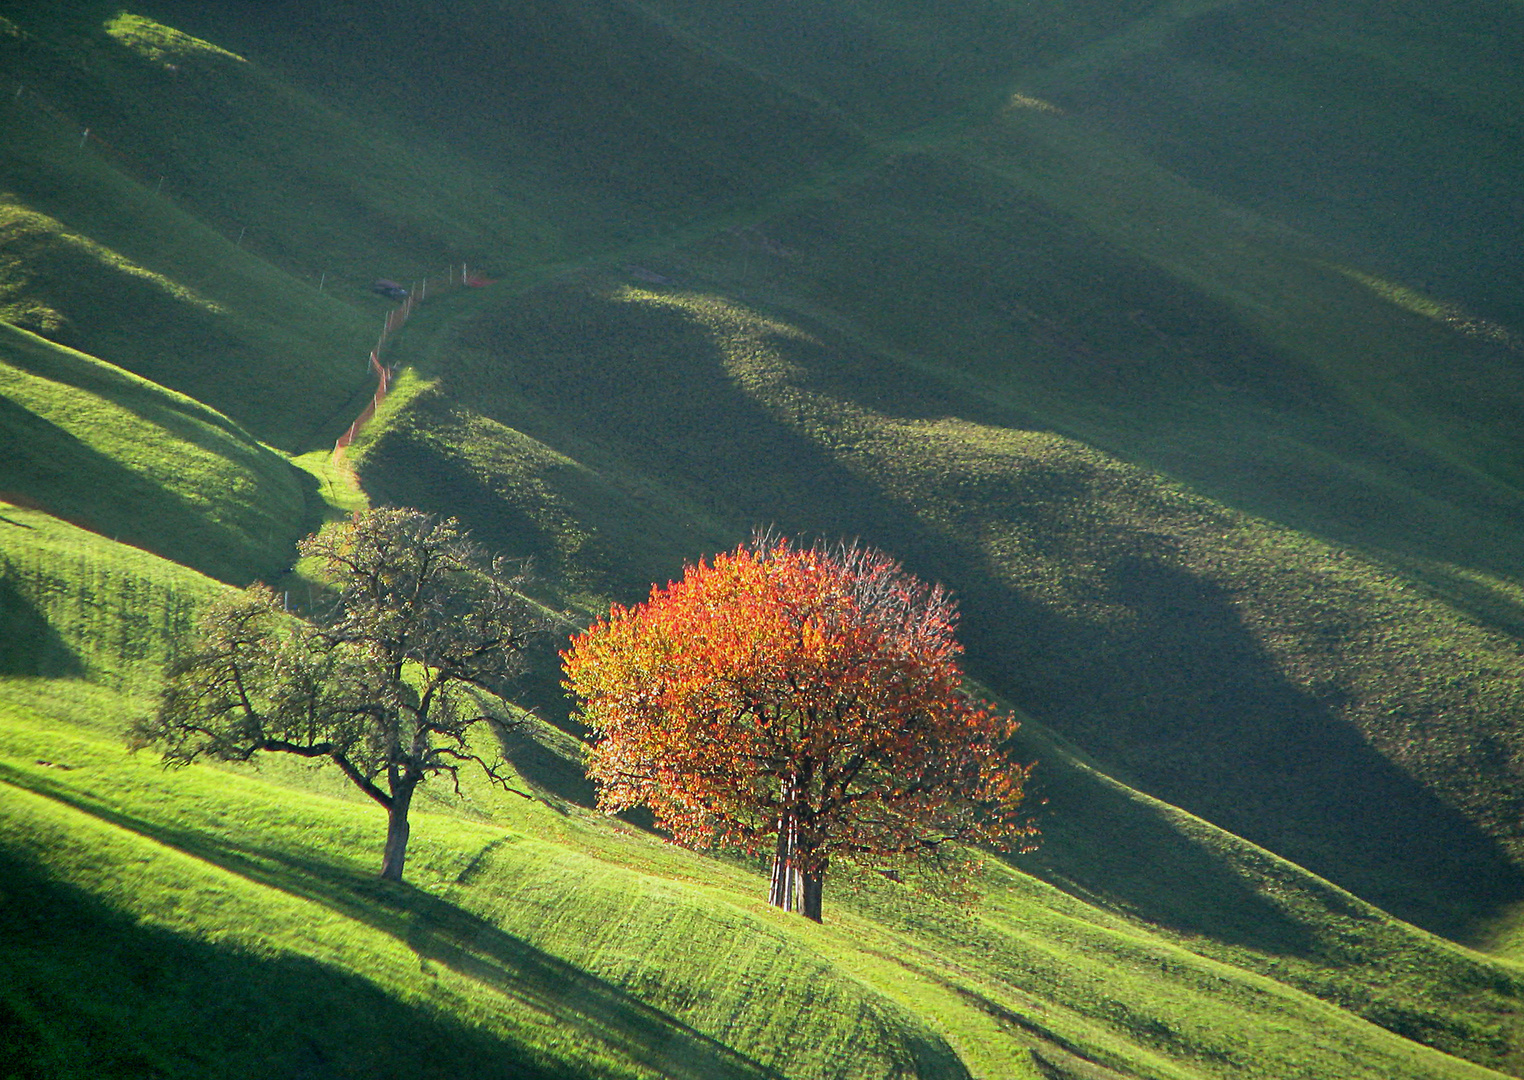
[133,507,542,881]
[562,535,1038,920]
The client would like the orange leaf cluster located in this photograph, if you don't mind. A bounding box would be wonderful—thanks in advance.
[563,538,1038,885]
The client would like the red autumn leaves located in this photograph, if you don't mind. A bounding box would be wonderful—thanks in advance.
[562,536,1038,920]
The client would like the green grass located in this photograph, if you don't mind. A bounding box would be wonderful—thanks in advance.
[4,509,1516,1078]
[359,269,1524,945]
[1034,0,1524,330]
[0,502,224,712]
[0,2,556,452]
[4,0,1524,1076]
[3,686,1519,1080]
[0,112,375,452]
[0,324,314,584]
[0,704,985,1080]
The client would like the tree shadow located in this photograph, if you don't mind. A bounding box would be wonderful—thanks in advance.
[493,714,598,810]
[401,890,785,1080]
[1,766,783,1080]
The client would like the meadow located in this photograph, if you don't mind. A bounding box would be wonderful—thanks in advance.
[3,0,1524,1076]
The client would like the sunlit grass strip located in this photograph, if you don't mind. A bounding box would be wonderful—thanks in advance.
[0,324,308,583]
[1330,265,1520,349]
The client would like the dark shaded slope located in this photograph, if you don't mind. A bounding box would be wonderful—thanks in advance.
[1037,0,1524,330]
[628,0,1168,131]
[137,0,865,238]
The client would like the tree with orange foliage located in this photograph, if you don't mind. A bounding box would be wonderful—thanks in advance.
[562,535,1038,921]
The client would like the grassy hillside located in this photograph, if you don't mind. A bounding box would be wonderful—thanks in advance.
[0,503,226,765]
[0,715,970,1080]
[0,94,370,452]
[4,0,1524,1077]
[0,325,315,583]
[1035,0,1524,331]
[3,677,1521,1080]
[362,272,1524,941]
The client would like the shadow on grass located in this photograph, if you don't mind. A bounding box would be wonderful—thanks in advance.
[494,713,599,810]
[998,555,1524,945]
[873,954,1135,1080]
[0,572,82,679]
[0,387,296,586]
[0,841,587,1080]
[0,765,783,1080]
[1014,746,1322,960]
[398,278,1524,948]
[0,321,266,464]
[376,280,992,604]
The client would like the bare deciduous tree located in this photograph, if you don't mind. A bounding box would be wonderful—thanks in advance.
[133,507,543,881]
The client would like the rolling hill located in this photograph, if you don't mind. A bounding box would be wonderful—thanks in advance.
[2,0,1523,1077]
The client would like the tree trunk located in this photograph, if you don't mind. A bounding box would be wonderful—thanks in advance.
[801,869,824,922]
[768,778,824,917]
[768,820,789,908]
[380,782,415,881]
[769,804,796,910]
[769,776,799,910]
[794,832,822,922]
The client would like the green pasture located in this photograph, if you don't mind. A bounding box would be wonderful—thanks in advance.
[0,324,314,584]
[361,267,1524,945]
[2,683,1519,1080]
[4,0,1524,1076]
[3,508,1518,1079]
